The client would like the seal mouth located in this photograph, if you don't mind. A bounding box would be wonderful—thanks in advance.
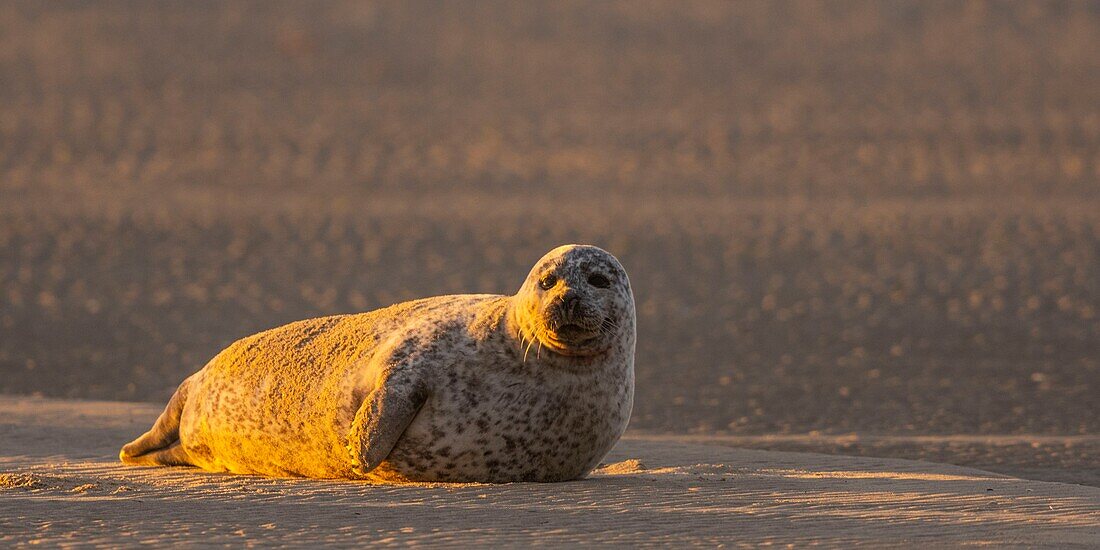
[554,323,589,337]
[544,322,601,350]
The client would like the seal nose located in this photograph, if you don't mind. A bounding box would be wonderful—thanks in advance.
[563,294,580,317]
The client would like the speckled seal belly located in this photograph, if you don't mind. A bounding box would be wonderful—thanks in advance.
[376,342,632,482]
[119,244,636,483]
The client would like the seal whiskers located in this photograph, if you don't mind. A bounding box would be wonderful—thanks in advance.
[523,333,536,363]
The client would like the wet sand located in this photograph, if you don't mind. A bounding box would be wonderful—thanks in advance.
[3,396,1099,547]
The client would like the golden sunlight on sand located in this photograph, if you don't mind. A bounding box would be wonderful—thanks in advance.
[2,396,1097,546]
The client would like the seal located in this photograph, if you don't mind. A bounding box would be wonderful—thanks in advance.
[120,244,635,482]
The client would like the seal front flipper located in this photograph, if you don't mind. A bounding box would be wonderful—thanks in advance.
[346,363,429,477]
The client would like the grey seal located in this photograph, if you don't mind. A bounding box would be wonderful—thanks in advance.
[120,244,636,482]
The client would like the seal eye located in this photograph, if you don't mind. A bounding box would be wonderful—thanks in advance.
[539,275,557,290]
[587,273,611,289]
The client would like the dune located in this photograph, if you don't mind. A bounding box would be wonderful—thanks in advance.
[1,396,1097,547]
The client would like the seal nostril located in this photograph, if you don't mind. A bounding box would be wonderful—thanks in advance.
[563,294,580,316]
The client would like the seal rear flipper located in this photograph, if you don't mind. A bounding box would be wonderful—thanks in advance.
[120,377,192,463]
[119,441,194,467]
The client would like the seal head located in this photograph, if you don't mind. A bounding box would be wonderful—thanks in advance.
[511,244,634,360]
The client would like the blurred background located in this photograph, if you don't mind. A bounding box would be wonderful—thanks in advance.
[1,1,1098,474]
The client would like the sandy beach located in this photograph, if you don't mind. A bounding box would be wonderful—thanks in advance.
[2,396,1098,547]
[2,3,1099,546]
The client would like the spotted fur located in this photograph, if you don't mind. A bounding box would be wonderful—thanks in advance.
[120,245,636,483]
